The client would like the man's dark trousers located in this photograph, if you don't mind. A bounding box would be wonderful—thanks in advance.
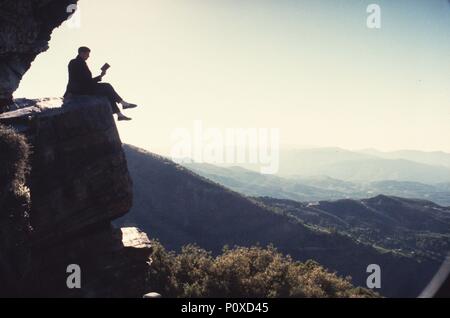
[92,83,122,114]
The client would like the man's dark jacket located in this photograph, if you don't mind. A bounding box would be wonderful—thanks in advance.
[64,56,101,97]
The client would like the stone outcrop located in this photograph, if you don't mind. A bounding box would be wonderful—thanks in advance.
[2,98,133,243]
[0,0,78,109]
[0,97,151,297]
[0,0,152,297]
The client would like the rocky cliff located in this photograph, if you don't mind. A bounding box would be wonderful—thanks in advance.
[0,0,78,110]
[0,97,151,297]
[0,0,151,297]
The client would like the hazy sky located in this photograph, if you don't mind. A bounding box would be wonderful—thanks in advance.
[16,0,450,155]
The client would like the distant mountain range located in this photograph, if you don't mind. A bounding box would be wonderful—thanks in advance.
[184,162,450,206]
[116,144,449,297]
[231,147,450,184]
[358,149,450,169]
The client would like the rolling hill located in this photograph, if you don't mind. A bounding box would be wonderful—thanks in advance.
[115,144,444,297]
[258,195,450,262]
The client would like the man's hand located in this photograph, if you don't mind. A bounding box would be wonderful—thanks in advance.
[100,69,107,77]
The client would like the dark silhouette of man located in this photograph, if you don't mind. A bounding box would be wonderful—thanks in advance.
[64,46,137,121]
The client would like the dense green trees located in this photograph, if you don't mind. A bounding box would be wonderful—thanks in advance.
[146,240,378,298]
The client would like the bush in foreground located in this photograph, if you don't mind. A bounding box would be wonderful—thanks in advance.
[147,240,378,298]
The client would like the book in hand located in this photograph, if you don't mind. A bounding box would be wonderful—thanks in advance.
[101,63,111,72]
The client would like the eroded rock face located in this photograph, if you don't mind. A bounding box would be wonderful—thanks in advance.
[0,0,78,108]
[0,0,151,297]
[2,97,133,243]
[0,97,151,297]
[30,225,151,297]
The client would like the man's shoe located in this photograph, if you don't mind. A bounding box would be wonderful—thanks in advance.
[122,102,138,109]
[117,114,132,121]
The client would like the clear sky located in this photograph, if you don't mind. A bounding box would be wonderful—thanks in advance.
[16,0,450,155]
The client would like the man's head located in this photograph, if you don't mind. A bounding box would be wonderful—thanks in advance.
[78,46,91,60]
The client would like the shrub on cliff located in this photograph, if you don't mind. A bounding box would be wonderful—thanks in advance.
[147,240,378,298]
[0,124,30,219]
[0,124,32,296]
[0,124,30,191]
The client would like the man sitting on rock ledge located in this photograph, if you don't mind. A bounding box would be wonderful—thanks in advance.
[64,46,137,121]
